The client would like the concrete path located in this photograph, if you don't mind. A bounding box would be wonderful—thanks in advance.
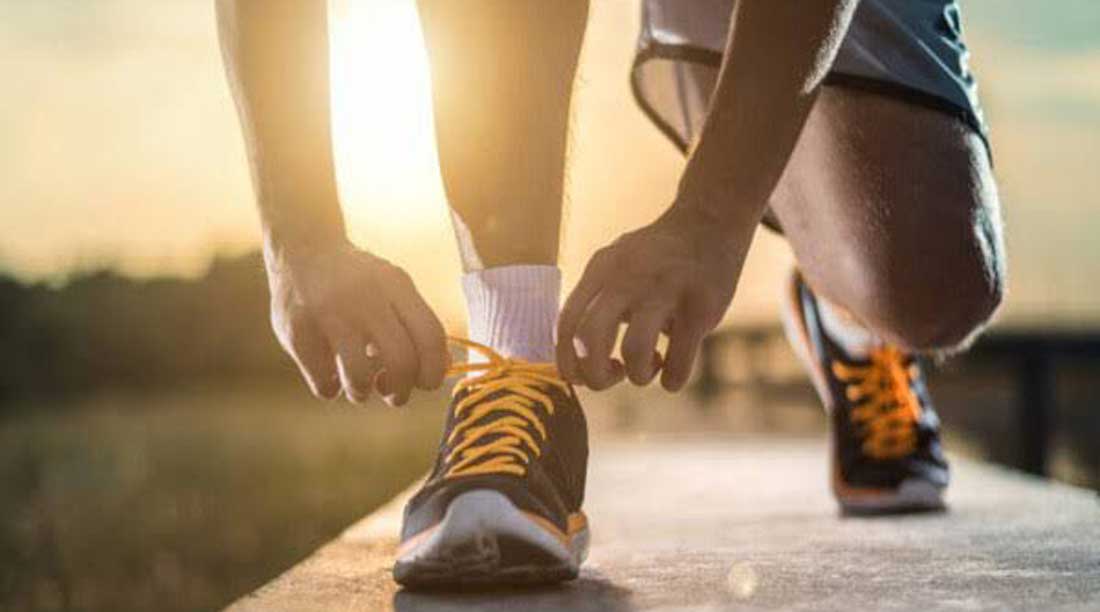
[229,437,1100,611]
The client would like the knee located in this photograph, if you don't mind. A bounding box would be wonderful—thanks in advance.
[860,246,1005,353]
[886,270,1003,352]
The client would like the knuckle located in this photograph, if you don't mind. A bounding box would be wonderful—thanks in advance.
[378,262,413,288]
[590,247,617,269]
[637,295,672,316]
[392,267,415,288]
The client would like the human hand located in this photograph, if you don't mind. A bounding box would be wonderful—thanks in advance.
[264,239,447,405]
[556,207,751,391]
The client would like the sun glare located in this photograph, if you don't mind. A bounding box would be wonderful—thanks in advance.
[328,0,448,239]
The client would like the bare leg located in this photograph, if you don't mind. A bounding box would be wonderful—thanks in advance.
[771,86,1006,352]
[416,0,588,271]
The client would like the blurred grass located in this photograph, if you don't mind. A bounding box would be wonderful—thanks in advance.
[0,382,446,612]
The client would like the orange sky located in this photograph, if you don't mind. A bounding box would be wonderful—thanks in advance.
[1,0,1098,329]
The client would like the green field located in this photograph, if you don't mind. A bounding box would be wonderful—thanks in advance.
[0,383,446,612]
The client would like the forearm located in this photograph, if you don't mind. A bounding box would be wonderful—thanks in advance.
[216,0,346,250]
[675,0,859,230]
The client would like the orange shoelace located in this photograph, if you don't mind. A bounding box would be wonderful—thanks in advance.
[440,338,569,480]
[830,346,923,460]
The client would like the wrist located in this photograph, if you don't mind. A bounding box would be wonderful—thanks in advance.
[256,184,349,256]
[262,223,350,272]
[262,215,348,252]
[656,203,751,264]
[673,157,770,232]
[668,191,758,240]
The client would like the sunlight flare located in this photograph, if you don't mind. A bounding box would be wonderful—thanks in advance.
[328,0,448,239]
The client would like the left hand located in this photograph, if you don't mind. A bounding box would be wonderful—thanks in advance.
[556,206,751,391]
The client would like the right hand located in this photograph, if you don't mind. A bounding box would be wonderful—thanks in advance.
[264,239,448,405]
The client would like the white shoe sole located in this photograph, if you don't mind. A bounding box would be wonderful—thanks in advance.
[394,490,589,588]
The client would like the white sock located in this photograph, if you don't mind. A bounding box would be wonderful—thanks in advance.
[462,265,561,363]
[816,297,879,359]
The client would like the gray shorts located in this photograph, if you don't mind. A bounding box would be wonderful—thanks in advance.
[632,0,989,153]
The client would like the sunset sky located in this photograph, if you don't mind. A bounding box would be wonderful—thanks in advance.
[1,0,1097,329]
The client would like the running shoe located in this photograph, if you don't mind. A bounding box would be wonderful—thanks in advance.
[781,270,949,514]
[394,338,590,588]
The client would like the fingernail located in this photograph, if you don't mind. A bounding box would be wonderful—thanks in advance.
[383,393,407,408]
[346,391,366,404]
[573,337,588,359]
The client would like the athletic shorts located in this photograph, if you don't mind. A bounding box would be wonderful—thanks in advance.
[632,0,989,154]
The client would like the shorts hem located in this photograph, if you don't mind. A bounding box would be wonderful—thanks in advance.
[630,43,991,162]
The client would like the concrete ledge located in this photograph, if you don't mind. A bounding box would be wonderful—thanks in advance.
[229,437,1100,611]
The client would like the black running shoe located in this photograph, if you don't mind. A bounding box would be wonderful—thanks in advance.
[394,338,590,588]
[781,270,949,514]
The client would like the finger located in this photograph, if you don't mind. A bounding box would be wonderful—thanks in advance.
[621,299,673,386]
[575,291,630,390]
[661,317,706,392]
[390,276,447,391]
[283,317,340,400]
[326,324,381,403]
[364,305,418,407]
[557,249,615,382]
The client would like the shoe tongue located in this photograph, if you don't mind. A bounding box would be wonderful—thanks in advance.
[816,298,879,359]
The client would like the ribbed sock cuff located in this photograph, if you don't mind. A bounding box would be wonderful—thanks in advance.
[461,265,561,363]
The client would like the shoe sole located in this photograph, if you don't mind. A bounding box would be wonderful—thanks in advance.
[780,270,946,514]
[838,478,946,515]
[394,490,589,589]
